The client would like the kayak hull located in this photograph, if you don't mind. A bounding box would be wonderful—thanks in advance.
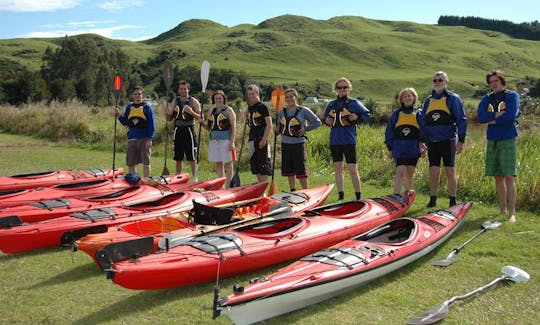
[109,190,415,290]
[0,182,266,254]
[218,202,472,325]
[75,184,334,267]
[0,177,225,225]
[0,168,124,192]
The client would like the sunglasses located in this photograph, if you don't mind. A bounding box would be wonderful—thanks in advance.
[433,78,445,83]
[336,86,348,90]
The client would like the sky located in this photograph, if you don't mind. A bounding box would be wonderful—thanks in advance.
[0,0,538,41]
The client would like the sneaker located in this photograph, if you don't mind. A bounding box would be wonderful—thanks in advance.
[449,199,457,207]
[426,201,436,208]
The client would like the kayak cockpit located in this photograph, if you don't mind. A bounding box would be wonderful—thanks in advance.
[86,186,141,201]
[234,217,305,238]
[123,192,186,210]
[303,201,366,218]
[354,218,416,244]
[53,179,109,190]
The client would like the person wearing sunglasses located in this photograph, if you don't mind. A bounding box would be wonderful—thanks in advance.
[476,69,520,223]
[324,77,370,202]
[114,86,156,178]
[421,71,467,208]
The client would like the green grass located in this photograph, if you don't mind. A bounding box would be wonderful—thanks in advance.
[0,133,538,324]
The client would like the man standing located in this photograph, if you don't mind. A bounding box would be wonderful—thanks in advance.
[246,84,272,182]
[165,81,202,176]
[422,71,467,207]
[476,69,520,223]
[115,86,156,178]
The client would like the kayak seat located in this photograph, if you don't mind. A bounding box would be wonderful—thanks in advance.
[354,218,416,244]
[189,200,235,225]
[236,218,303,236]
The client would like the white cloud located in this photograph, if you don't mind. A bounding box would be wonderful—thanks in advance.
[26,24,140,39]
[98,0,145,12]
[0,0,81,12]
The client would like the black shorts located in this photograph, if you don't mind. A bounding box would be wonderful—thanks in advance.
[330,144,357,164]
[427,139,456,167]
[249,140,272,176]
[281,142,307,178]
[173,126,197,161]
[394,157,419,167]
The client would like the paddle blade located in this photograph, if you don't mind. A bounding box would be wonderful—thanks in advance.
[112,74,122,101]
[201,60,210,92]
[163,59,174,91]
[407,303,449,325]
[229,172,240,188]
[432,250,457,267]
[266,180,279,196]
[193,165,199,182]
[271,87,286,113]
[162,165,170,176]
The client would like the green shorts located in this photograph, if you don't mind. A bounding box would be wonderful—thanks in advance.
[485,139,517,176]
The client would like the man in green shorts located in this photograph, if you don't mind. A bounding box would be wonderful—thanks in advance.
[476,69,520,223]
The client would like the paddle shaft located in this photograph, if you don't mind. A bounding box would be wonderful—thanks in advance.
[451,227,488,255]
[229,121,248,187]
[447,276,506,307]
[162,60,174,175]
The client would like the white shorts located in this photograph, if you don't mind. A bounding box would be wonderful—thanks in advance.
[208,139,233,163]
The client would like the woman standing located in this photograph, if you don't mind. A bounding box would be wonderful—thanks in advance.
[275,88,322,191]
[201,90,236,187]
[385,87,425,194]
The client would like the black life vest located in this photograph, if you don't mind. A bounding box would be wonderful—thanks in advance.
[208,107,231,131]
[394,110,420,140]
[279,107,303,137]
[425,93,452,126]
[174,96,195,122]
[328,97,355,127]
[487,90,509,113]
[127,103,148,129]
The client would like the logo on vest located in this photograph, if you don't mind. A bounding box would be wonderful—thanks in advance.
[402,127,411,137]
[432,113,441,122]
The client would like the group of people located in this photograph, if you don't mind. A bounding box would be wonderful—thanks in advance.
[114,69,520,223]
[384,70,519,222]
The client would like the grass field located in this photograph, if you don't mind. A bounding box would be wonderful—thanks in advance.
[0,133,538,324]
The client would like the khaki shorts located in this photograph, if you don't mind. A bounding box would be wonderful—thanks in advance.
[126,138,151,166]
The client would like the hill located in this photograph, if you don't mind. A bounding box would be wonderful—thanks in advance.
[1,14,539,101]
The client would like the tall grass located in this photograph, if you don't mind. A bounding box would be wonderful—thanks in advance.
[1,101,539,210]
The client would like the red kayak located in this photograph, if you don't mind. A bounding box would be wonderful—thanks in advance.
[0,173,190,209]
[216,202,472,324]
[75,184,334,268]
[0,168,124,192]
[0,178,226,227]
[108,190,415,290]
[0,182,267,254]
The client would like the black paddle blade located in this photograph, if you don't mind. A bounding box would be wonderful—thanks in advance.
[96,236,155,270]
[229,173,240,188]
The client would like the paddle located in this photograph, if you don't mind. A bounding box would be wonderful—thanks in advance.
[162,59,175,176]
[432,220,502,267]
[229,120,247,188]
[158,203,293,250]
[267,87,286,196]
[407,266,530,325]
[111,74,123,180]
[194,60,210,181]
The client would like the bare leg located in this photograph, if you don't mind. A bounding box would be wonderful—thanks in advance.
[143,165,151,178]
[445,166,457,197]
[224,162,233,188]
[334,161,344,192]
[176,161,183,174]
[128,165,136,174]
[494,176,507,214]
[288,176,296,191]
[189,160,197,176]
[505,175,516,222]
[394,165,406,194]
[347,163,361,193]
[429,166,441,196]
[257,174,269,182]
[299,177,308,190]
[405,165,416,191]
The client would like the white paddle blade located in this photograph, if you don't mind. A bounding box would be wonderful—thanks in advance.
[201,60,210,92]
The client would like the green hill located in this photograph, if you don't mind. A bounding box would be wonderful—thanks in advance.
[1,14,539,100]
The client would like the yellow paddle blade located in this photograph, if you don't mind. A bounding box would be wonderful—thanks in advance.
[266,181,279,196]
[271,87,286,113]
